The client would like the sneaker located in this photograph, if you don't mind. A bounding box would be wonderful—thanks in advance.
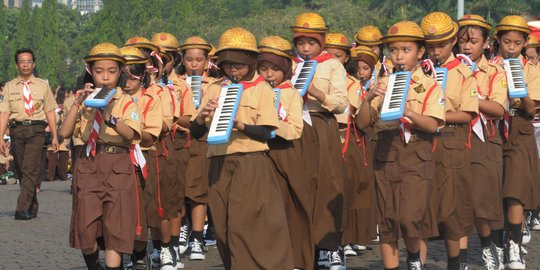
[352,244,367,251]
[159,246,177,270]
[125,255,150,270]
[406,259,425,270]
[329,249,346,270]
[460,263,469,270]
[343,244,356,257]
[495,246,504,270]
[150,248,160,267]
[204,226,217,246]
[506,240,525,270]
[189,238,205,261]
[172,246,184,269]
[522,221,531,245]
[179,224,190,254]
[530,217,540,231]
[372,225,380,243]
[520,245,527,255]
[317,250,330,268]
[481,243,500,270]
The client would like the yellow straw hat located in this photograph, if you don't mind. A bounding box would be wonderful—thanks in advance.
[291,12,329,33]
[382,21,425,44]
[421,11,459,43]
[179,36,213,53]
[84,43,126,64]
[124,36,160,53]
[354,25,383,46]
[258,36,294,59]
[350,45,379,63]
[216,27,259,54]
[496,15,531,35]
[209,45,218,60]
[120,46,148,65]
[458,14,492,31]
[151,32,180,52]
[527,36,539,47]
[325,33,351,50]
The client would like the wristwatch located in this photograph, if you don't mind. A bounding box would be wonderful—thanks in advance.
[107,116,118,128]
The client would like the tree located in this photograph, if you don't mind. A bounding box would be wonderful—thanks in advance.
[8,0,33,79]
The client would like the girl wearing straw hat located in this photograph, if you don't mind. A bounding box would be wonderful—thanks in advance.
[60,42,142,270]
[525,35,540,65]
[356,20,445,270]
[189,27,293,269]
[354,25,394,77]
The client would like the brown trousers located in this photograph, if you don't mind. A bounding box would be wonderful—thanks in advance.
[11,124,46,213]
[268,137,314,270]
[185,139,210,204]
[47,150,69,181]
[209,153,293,270]
[300,113,344,250]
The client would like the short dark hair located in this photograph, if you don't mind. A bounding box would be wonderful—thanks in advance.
[15,48,35,63]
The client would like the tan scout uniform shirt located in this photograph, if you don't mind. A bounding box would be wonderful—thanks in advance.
[76,89,141,146]
[371,67,446,133]
[474,55,508,112]
[274,81,303,140]
[441,54,479,116]
[171,75,197,133]
[0,75,57,120]
[150,81,180,131]
[64,95,84,146]
[48,108,70,151]
[336,75,362,126]
[293,57,349,114]
[494,55,540,108]
[132,87,163,150]
[194,76,280,157]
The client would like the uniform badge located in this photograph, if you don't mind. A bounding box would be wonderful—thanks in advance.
[501,80,508,89]
[33,101,41,110]
[356,90,361,96]
[131,111,139,121]
[471,88,478,97]
[438,97,445,105]
[414,84,426,93]
[0,95,4,103]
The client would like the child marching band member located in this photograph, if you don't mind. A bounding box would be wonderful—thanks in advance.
[290,12,349,269]
[120,46,164,269]
[357,21,445,270]
[176,36,217,261]
[354,25,394,77]
[189,27,293,269]
[257,35,314,270]
[493,15,540,269]
[525,35,540,66]
[420,12,479,270]
[457,14,508,270]
[61,43,142,270]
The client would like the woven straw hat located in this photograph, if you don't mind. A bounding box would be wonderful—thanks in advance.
[124,36,160,53]
[85,43,126,64]
[216,27,259,53]
[421,12,459,43]
[120,46,147,65]
[151,32,180,52]
[382,21,425,44]
[354,25,383,46]
[258,36,293,59]
[209,45,218,60]
[528,35,539,47]
[496,15,531,35]
[458,14,492,31]
[325,33,350,50]
[291,12,329,33]
[180,36,213,52]
[350,45,379,63]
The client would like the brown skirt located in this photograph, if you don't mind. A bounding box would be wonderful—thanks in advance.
[503,114,540,209]
[134,150,161,242]
[185,139,210,204]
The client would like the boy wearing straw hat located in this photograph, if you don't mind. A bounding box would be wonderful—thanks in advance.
[356,20,445,270]
[60,42,142,270]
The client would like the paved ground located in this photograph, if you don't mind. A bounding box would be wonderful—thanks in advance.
[1,181,539,270]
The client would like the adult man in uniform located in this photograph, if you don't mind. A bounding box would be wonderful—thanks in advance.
[0,48,58,220]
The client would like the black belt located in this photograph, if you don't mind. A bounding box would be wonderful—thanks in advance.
[95,144,130,154]
[11,120,47,126]
[219,151,267,157]
[378,130,433,142]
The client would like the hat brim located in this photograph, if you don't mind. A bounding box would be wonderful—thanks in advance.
[354,37,382,46]
[458,19,492,31]
[180,44,213,52]
[290,26,329,33]
[425,23,459,44]
[258,46,294,59]
[215,46,259,54]
[382,36,424,44]
[126,42,160,53]
[84,54,126,64]
[496,24,531,34]
[325,44,351,50]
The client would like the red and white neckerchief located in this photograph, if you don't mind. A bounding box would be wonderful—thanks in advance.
[21,81,34,116]
[86,109,103,157]
[470,68,485,143]
[421,59,437,79]
[399,117,412,143]
[275,81,293,122]
[150,51,163,64]
[130,144,147,179]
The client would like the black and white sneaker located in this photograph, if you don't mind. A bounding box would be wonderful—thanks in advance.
[530,216,540,231]
[343,244,356,256]
[159,246,177,270]
[522,221,531,245]
[329,249,346,270]
[481,243,500,270]
[204,226,217,246]
[496,246,504,270]
[406,259,425,270]
[317,250,330,268]
[189,238,206,261]
[179,224,190,255]
[150,248,160,268]
[506,240,525,270]
[460,263,469,270]
[125,254,150,270]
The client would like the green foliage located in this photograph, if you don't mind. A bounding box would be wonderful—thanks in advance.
[1,0,538,88]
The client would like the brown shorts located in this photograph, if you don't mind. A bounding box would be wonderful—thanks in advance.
[471,120,504,226]
[134,150,161,242]
[185,139,210,204]
[374,131,433,243]
[503,114,540,209]
[70,151,136,254]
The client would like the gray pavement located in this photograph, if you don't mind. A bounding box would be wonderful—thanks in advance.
[1,181,539,270]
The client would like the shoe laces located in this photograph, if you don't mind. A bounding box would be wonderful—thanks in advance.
[508,241,522,262]
[407,260,423,270]
[160,248,174,264]
[482,247,497,270]
[179,225,189,242]
[190,239,203,253]
[330,251,342,264]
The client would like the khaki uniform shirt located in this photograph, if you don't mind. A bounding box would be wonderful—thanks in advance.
[76,89,141,146]
[371,66,446,133]
[0,75,57,120]
[149,82,178,131]
[474,55,508,112]
[194,75,280,157]
[48,108,70,151]
[441,54,479,116]
[493,55,540,107]
[64,95,84,146]
[274,81,303,140]
[132,87,163,150]
[336,75,362,125]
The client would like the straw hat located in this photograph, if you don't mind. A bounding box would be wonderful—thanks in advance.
[528,36,539,47]
[496,15,531,35]
[84,43,126,64]
[216,27,259,54]
[325,33,351,50]
[382,21,425,44]
[291,12,329,33]
[350,45,379,63]
[421,12,459,43]
[258,36,293,59]
[151,32,180,52]
[179,36,213,52]
[124,36,160,53]
[458,14,492,31]
[209,45,218,60]
[120,46,147,65]
[354,25,383,46]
